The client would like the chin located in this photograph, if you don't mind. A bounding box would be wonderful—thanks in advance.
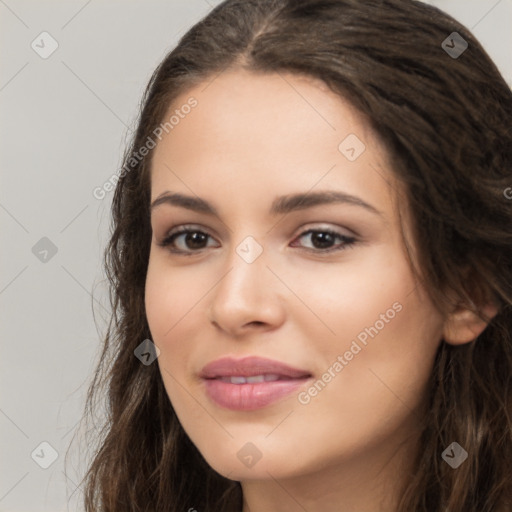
[192,436,313,482]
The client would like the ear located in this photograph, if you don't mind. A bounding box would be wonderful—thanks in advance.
[443,300,499,345]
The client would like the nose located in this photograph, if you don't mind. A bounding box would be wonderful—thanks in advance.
[207,243,286,337]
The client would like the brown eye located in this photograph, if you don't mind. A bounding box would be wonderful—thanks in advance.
[160,227,220,254]
[181,231,209,249]
[291,229,356,253]
[309,231,336,249]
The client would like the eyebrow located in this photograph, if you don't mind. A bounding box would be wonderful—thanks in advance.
[150,190,383,217]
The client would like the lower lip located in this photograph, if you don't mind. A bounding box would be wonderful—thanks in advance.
[203,378,309,411]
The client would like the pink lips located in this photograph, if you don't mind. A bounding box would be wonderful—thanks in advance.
[200,356,312,411]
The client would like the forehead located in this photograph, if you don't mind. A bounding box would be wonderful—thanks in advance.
[157,69,374,154]
[150,68,400,217]
[153,70,392,178]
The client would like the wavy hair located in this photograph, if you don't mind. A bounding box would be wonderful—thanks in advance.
[82,1,512,510]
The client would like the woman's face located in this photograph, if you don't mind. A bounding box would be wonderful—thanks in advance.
[145,69,445,481]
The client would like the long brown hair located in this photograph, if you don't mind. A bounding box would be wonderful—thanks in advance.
[81,1,512,510]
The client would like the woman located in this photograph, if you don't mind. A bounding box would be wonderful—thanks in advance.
[82,0,512,510]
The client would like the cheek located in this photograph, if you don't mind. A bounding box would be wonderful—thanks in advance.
[289,249,443,414]
[273,246,424,355]
[145,256,193,361]
[304,305,441,467]
[145,249,212,334]
[144,253,220,378]
[296,263,443,443]
[144,256,202,418]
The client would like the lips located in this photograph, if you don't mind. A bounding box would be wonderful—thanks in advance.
[200,356,312,411]
[200,356,311,379]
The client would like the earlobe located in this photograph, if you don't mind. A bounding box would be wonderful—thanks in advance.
[442,301,499,345]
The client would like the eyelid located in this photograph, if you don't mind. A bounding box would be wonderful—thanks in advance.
[290,226,357,253]
[160,223,354,242]
[162,222,215,237]
[292,222,357,239]
[158,222,358,256]
[159,224,220,247]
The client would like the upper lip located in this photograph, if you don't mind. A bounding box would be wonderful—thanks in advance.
[200,356,311,379]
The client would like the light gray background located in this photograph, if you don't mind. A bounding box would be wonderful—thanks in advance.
[1,1,511,511]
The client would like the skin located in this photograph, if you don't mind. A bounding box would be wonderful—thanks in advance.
[144,69,493,512]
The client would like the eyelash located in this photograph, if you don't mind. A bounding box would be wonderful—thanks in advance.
[158,225,357,256]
